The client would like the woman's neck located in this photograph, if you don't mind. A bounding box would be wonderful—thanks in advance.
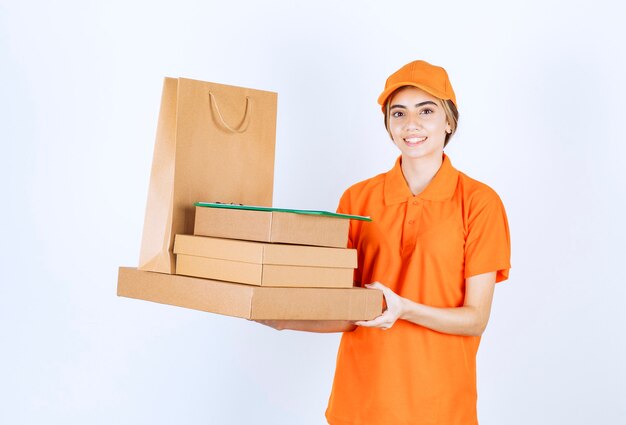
[400,153,444,196]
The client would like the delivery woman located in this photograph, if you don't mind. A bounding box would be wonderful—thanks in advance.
[260,60,511,425]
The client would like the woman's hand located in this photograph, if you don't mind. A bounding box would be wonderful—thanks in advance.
[356,272,497,336]
[355,281,405,330]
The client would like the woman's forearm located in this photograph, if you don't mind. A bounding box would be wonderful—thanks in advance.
[356,273,496,335]
[255,320,357,333]
[399,299,488,336]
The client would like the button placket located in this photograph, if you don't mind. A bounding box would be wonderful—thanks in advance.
[402,198,422,254]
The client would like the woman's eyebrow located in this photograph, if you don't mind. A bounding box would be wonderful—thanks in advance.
[390,101,439,109]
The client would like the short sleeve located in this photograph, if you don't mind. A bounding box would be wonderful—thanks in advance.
[336,189,354,250]
[464,190,511,283]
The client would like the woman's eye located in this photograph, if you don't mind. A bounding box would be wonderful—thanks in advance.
[421,108,434,115]
[392,111,404,118]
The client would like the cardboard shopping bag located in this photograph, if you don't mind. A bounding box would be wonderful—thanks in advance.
[138,78,277,274]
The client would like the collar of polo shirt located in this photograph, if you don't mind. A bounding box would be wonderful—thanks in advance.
[384,154,460,205]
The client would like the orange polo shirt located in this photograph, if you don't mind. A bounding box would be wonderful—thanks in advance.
[325,154,511,425]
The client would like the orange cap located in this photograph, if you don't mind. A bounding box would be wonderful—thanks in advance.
[377,60,457,113]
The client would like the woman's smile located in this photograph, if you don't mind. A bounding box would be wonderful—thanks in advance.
[403,135,427,146]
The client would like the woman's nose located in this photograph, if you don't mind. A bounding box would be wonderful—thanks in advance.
[405,113,422,130]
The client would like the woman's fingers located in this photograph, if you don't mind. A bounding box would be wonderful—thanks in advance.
[364,281,388,292]
[356,282,403,329]
[355,311,393,329]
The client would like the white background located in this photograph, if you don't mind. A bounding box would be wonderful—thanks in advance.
[1,0,625,424]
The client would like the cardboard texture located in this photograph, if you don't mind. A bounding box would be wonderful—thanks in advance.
[174,234,357,267]
[138,78,278,274]
[174,235,357,288]
[175,255,355,288]
[117,267,383,320]
[173,235,356,287]
[194,206,350,248]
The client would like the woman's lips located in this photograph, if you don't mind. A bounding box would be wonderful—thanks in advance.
[403,136,427,146]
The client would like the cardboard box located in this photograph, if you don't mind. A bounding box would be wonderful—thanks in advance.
[117,267,383,320]
[173,235,356,288]
[194,206,350,248]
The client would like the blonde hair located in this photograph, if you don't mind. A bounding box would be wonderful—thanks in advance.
[384,87,459,147]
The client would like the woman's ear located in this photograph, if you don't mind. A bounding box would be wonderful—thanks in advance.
[446,123,452,134]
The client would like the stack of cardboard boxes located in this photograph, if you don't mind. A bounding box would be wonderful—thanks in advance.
[116,77,382,321]
[118,203,383,320]
[178,203,358,286]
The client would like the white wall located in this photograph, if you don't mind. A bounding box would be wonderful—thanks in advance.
[1,0,624,424]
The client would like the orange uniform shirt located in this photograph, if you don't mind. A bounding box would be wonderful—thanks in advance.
[326,154,511,425]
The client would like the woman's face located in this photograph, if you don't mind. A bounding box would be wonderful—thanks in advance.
[387,86,450,161]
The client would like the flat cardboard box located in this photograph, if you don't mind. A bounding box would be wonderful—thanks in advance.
[175,255,355,288]
[117,267,383,320]
[194,206,350,248]
[174,235,356,288]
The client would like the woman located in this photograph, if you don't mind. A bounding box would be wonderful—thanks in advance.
[261,60,511,425]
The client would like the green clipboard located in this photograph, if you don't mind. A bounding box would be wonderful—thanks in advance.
[194,202,372,222]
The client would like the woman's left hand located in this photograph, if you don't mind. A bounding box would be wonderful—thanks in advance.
[355,281,405,330]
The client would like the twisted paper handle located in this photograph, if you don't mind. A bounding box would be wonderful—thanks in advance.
[208,91,251,133]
